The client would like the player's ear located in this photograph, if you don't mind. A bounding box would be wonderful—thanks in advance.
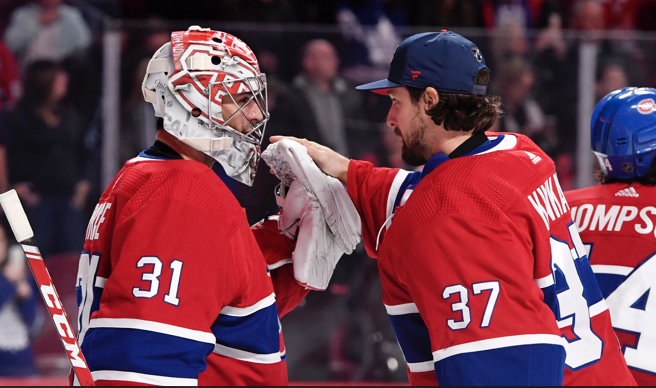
[423,87,439,110]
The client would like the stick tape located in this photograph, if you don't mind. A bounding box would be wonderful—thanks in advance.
[0,190,34,243]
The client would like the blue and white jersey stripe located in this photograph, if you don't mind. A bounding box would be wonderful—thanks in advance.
[81,319,217,385]
[384,303,434,373]
[212,293,284,364]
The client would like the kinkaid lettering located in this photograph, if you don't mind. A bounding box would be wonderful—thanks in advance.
[528,174,570,230]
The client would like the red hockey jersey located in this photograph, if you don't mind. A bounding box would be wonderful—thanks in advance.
[75,152,307,386]
[567,183,656,386]
[347,132,635,386]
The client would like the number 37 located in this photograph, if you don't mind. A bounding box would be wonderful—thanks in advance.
[443,281,500,330]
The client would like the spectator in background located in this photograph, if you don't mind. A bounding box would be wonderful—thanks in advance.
[492,57,558,155]
[0,41,20,110]
[490,23,529,69]
[596,62,629,100]
[412,0,483,28]
[4,0,91,66]
[291,39,370,158]
[120,29,171,163]
[483,0,534,28]
[0,41,21,194]
[0,224,40,377]
[570,0,604,30]
[1,61,92,256]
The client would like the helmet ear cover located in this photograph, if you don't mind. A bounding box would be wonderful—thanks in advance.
[591,87,656,180]
[140,26,270,187]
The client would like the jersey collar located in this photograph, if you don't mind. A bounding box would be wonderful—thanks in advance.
[139,140,184,160]
[421,132,506,178]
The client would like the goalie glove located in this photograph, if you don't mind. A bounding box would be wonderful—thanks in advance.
[274,180,344,290]
[262,139,362,290]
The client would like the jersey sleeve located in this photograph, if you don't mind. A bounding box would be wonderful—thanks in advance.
[379,264,438,386]
[251,219,309,318]
[347,160,419,258]
[387,213,567,386]
[79,196,248,386]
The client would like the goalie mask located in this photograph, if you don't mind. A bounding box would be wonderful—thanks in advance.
[142,26,269,186]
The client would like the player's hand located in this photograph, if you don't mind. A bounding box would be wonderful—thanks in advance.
[269,136,350,184]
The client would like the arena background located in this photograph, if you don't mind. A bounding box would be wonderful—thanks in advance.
[0,0,656,385]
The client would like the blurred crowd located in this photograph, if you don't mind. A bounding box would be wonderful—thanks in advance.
[1,0,656,382]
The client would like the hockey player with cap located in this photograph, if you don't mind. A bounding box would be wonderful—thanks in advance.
[565,87,656,386]
[74,26,360,385]
[268,31,635,385]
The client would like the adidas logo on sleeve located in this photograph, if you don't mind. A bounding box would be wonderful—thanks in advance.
[524,151,542,164]
[614,187,639,198]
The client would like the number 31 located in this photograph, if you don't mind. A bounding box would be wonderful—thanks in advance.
[132,256,184,306]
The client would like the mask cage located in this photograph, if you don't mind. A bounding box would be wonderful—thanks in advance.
[207,73,269,146]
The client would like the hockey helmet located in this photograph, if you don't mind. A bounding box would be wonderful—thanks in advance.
[141,26,269,186]
[591,87,656,179]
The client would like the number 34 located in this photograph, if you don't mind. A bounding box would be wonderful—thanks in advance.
[132,256,184,306]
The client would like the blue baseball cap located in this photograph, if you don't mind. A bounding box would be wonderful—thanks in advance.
[356,31,489,96]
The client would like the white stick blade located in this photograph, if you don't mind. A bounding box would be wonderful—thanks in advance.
[0,190,34,242]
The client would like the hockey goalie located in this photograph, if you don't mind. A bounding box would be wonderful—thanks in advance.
[74,26,360,386]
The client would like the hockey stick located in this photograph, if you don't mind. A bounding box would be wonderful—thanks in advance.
[0,190,95,386]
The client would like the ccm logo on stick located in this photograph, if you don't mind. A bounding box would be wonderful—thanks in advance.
[40,284,87,368]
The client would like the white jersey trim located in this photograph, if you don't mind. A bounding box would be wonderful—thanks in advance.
[386,170,411,228]
[558,299,607,329]
[589,299,608,318]
[94,277,107,288]
[407,360,434,373]
[590,265,633,276]
[385,303,420,316]
[534,274,555,289]
[91,370,197,386]
[127,156,166,164]
[267,259,293,271]
[89,318,216,344]
[557,317,573,329]
[220,293,276,317]
[475,134,518,156]
[213,343,283,364]
[432,334,566,363]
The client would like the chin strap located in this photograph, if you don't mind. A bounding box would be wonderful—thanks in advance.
[181,137,232,152]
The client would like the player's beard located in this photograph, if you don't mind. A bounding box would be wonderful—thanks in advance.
[400,115,433,167]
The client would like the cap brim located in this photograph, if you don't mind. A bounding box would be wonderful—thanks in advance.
[355,79,405,95]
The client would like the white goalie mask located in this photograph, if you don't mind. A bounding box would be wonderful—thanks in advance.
[141,26,269,186]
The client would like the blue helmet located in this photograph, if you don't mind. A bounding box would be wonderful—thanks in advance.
[591,87,656,179]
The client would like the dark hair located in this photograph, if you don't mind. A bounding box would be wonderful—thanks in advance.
[156,117,164,131]
[407,86,503,134]
[21,60,64,107]
[595,158,656,186]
